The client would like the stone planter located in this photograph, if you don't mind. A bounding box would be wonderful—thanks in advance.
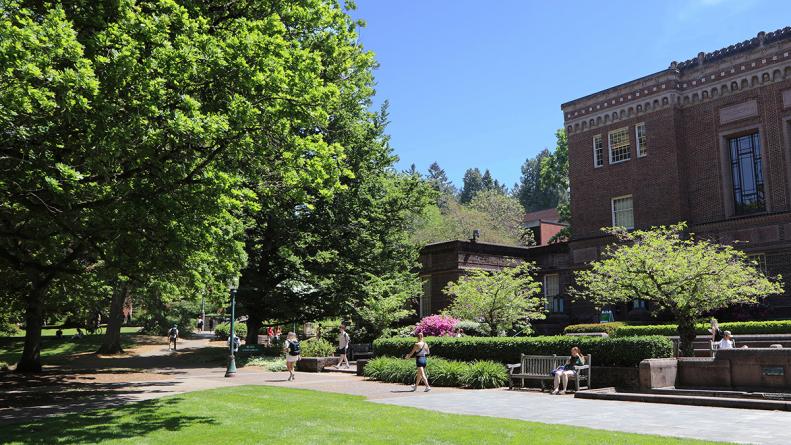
[296,356,340,373]
[356,359,370,376]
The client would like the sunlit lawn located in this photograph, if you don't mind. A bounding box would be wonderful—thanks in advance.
[0,327,142,365]
[0,386,727,445]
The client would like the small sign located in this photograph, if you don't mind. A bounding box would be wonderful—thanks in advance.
[238,345,264,355]
[762,367,785,376]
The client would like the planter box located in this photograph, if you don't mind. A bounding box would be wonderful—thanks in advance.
[356,359,369,376]
[296,356,340,373]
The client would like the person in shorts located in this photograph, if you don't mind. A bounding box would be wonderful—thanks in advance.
[284,332,301,381]
[335,324,351,369]
[168,325,179,350]
[404,332,431,392]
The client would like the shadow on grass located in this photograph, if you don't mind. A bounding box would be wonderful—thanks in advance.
[0,396,216,444]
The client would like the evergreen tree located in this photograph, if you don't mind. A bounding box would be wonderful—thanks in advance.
[459,168,483,203]
[426,162,456,196]
[517,149,561,212]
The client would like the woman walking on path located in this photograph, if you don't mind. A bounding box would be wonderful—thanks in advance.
[404,332,431,392]
[284,332,301,381]
[552,346,585,395]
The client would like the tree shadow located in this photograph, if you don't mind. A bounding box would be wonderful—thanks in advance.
[0,396,216,444]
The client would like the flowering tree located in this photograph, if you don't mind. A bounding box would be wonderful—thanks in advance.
[415,315,459,337]
[442,262,545,336]
[573,223,783,356]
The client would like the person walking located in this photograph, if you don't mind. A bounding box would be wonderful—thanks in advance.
[197,316,204,332]
[335,324,351,369]
[168,325,179,350]
[284,332,301,381]
[552,346,585,395]
[275,326,282,342]
[404,332,431,392]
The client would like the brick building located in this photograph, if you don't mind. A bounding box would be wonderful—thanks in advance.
[562,27,791,318]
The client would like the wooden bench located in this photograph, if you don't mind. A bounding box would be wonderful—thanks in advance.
[507,354,591,392]
[349,343,373,361]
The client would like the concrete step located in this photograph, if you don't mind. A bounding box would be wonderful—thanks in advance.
[322,365,357,374]
[576,387,791,411]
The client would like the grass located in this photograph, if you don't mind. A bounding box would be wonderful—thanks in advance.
[0,328,142,365]
[239,355,287,371]
[0,386,725,445]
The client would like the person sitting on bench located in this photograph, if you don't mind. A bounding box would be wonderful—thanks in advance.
[552,346,585,395]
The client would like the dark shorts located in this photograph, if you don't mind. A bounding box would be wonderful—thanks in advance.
[416,356,427,368]
[337,347,348,355]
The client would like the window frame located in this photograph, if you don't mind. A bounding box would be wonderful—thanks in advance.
[608,127,632,164]
[636,122,647,158]
[543,274,563,314]
[728,132,765,216]
[593,134,604,168]
[611,194,634,229]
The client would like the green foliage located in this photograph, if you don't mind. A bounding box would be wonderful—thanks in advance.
[539,129,571,241]
[461,360,509,389]
[0,361,8,371]
[356,274,419,340]
[214,322,247,341]
[242,356,287,372]
[468,190,535,246]
[573,223,784,356]
[563,322,625,336]
[139,300,201,337]
[612,320,791,337]
[454,320,490,336]
[300,338,336,357]
[517,147,562,212]
[373,335,673,368]
[363,357,507,388]
[410,199,524,246]
[443,262,545,336]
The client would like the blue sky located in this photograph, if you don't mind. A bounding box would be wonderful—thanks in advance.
[350,0,791,188]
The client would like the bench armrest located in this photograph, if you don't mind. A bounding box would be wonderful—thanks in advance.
[574,365,590,371]
[506,363,521,374]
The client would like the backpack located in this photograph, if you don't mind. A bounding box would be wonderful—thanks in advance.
[288,340,301,356]
[168,328,178,338]
[713,328,724,342]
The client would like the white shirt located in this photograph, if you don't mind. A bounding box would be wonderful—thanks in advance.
[338,331,350,348]
[718,338,733,349]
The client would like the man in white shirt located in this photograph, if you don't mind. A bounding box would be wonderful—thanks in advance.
[335,324,351,369]
[718,331,734,349]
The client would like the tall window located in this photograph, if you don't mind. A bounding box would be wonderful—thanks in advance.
[420,280,431,318]
[636,123,647,157]
[593,134,604,168]
[544,274,563,313]
[611,195,634,229]
[729,132,765,215]
[609,127,631,163]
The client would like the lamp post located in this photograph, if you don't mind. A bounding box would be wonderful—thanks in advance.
[225,281,238,378]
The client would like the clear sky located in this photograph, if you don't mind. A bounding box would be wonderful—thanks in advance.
[349,0,791,189]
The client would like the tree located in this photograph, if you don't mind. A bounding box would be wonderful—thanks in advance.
[459,168,483,203]
[0,0,357,371]
[468,190,535,246]
[355,273,419,340]
[442,262,545,336]
[540,129,571,241]
[426,162,456,197]
[516,148,561,212]
[572,224,783,356]
[410,200,526,246]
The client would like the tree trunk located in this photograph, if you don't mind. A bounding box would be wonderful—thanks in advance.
[16,285,46,373]
[677,314,698,357]
[246,313,261,345]
[97,285,127,354]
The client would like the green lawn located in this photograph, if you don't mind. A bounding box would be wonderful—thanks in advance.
[0,328,141,365]
[0,386,725,445]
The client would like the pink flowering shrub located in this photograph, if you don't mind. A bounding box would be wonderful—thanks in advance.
[414,315,460,337]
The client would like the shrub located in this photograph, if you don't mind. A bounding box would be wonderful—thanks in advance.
[379,325,415,338]
[415,315,459,337]
[462,361,509,389]
[564,322,625,336]
[363,357,507,388]
[455,320,491,336]
[214,322,248,341]
[0,361,8,371]
[300,338,336,357]
[373,335,672,368]
[243,356,287,372]
[613,320,791,337]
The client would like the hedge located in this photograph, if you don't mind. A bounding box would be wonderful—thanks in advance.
[563,322,625,336]
[613,320,791,337]
[363,357,508,389]
[373,335,672,368]
[214,322,248,340]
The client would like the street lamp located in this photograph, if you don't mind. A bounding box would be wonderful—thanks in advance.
[225,277,239,378]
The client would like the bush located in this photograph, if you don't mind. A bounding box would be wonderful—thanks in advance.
[455,320,491,336]
[363,357,507,388]
[242,356,287,372]
[564,322,625,336]
[214,322,248,341]
[613,320,791,337]
[0,361,9,371]
[300,338,336,357]
[373,335,672,368]
[462,360,509,389]
[379,325,415,339]
[415,315,459,337]
[0,324,19,336]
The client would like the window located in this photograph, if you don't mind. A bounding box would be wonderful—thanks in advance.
[632,299,647,310]
[420,280,431,318]
[611,195,634,229]
[593,134,604,167]
[729,132,765,215]
[636,123,647,157]
[544,274,563,313]
[608,127,631,163]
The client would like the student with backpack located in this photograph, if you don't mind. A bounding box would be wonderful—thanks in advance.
[284,331,301,381]
[335,324,351,369]
[168,325,179,350]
